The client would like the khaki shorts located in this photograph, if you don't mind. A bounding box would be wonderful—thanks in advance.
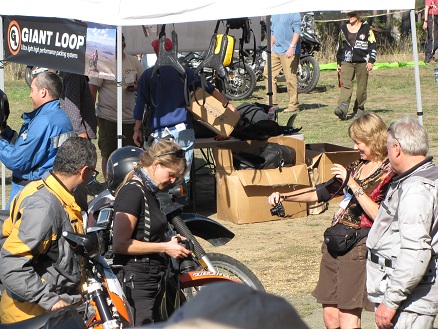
[312,237,373,311]
[97,117,135,157]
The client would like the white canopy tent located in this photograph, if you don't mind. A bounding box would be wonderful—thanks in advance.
[0,0,418,208]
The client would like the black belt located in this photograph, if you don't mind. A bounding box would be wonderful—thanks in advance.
[368,252,393,268]
[12,176,30,186]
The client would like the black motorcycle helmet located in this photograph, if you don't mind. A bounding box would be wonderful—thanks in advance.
[0,89,10,129]
[106,146,144,195]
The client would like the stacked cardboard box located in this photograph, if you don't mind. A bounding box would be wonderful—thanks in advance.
[305,143,360,214]
[187,89,241,137]
[212,136,310,224]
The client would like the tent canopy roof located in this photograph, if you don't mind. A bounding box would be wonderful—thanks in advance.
[2,0,415,26]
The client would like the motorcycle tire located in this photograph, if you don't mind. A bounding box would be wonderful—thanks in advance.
[24,66,36,87]
[223,62,256,101]
[297,56,320,94]
[205,252,265,291]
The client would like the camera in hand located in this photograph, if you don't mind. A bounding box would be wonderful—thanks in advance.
[270,201,285,217]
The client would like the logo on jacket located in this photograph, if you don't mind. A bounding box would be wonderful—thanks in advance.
[21,130,28,141]
[359,34,366,40]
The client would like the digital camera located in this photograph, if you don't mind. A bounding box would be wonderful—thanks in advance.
[270,201,285,217]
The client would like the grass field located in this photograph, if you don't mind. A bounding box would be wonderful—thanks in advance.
[1,60,438,328]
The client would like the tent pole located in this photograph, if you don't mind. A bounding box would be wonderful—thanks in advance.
[266,16,273,106]
[117,26,123,148]
[0,16,6,209]
[410,9,423,126]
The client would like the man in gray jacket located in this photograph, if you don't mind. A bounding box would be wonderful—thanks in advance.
[366,116,438,329]
[0,137,97,323]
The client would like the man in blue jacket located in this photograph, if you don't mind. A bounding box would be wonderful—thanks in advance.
[0,71,75,207]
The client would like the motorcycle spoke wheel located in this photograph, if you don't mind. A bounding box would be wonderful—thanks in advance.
[203,253,265,291]
[297,56,320,94]
[224,63,256,100]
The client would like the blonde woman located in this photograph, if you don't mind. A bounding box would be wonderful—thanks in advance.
[269,113,393,328]
[110,140,190,325]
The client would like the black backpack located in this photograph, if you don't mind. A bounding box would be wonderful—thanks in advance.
[231,103,301,141]
[232,142,296,170]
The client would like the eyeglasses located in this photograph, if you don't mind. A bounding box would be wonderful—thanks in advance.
[347,12,357,17]
[156,149,186,159]
[87,168,99,185]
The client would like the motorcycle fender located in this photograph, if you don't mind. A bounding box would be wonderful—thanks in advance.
[102,263,134,325]
[179,271,237,288]
[178,213,235,247]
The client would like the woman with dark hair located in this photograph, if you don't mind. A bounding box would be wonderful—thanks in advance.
[110,139,190,325]
[334,11,377,120]
[269,112,394,328]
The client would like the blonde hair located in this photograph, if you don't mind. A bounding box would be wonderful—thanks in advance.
[349,112,388,160]
[115,139,187,196]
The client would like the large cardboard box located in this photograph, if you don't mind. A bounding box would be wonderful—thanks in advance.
[305,143,360,211]
[212,136,310,224]
[188,89,241,137]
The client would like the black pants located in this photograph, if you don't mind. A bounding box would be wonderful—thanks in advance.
[120,263,165,326]
[426,14,438,61]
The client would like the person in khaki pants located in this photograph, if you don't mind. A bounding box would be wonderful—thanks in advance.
[264,13,301,113]
[335,11,376,121]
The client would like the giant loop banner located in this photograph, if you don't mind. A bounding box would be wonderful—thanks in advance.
[4,16,116,79]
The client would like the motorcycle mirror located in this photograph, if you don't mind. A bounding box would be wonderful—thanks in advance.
[168,184,185,197]
[63,231,100,257]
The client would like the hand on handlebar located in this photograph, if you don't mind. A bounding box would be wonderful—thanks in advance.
[51,299,69,311]
[165,236,192,259]
[268,192,281,206]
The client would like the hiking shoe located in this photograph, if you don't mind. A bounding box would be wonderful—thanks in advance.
[334,108,347,120]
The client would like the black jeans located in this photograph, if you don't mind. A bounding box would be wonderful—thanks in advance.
[426,14,438,61]
[119,263,165,326]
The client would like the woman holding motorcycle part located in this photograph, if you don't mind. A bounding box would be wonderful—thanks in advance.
[268,113,393,329]
[334,11,376,121]
[110,139,191,326]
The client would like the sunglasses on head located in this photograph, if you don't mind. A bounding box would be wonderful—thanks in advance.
[347,12,357,17]
[156,149,185,159]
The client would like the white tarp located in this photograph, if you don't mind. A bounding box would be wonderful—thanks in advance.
[2,0,415,26]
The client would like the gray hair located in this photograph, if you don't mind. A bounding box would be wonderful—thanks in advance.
[387,116,429,156]
[34,71,63,99]
[53,137,97,175]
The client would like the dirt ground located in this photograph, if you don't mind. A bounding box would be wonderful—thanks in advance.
[191,161,332,327]
[192,158,438,329]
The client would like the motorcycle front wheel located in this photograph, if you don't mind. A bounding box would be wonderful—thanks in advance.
[223,62,256,100]
[297,56,320,94]
[205,252,265,291]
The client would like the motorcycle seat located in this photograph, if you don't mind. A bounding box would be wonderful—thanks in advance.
[0,306,85,329]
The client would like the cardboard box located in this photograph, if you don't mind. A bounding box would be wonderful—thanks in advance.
[188,89,241,137]
[305,143,360,211]
[212,136,310,224]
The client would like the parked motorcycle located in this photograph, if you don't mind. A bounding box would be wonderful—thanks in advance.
[0,227,133,329]
[179,52,257,101]
[24,66,47,86]
[87,184,264,290]
[244,12,321,94]
[86,182,264,320]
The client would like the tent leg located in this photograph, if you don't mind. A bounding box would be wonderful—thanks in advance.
[410,9,423,126]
